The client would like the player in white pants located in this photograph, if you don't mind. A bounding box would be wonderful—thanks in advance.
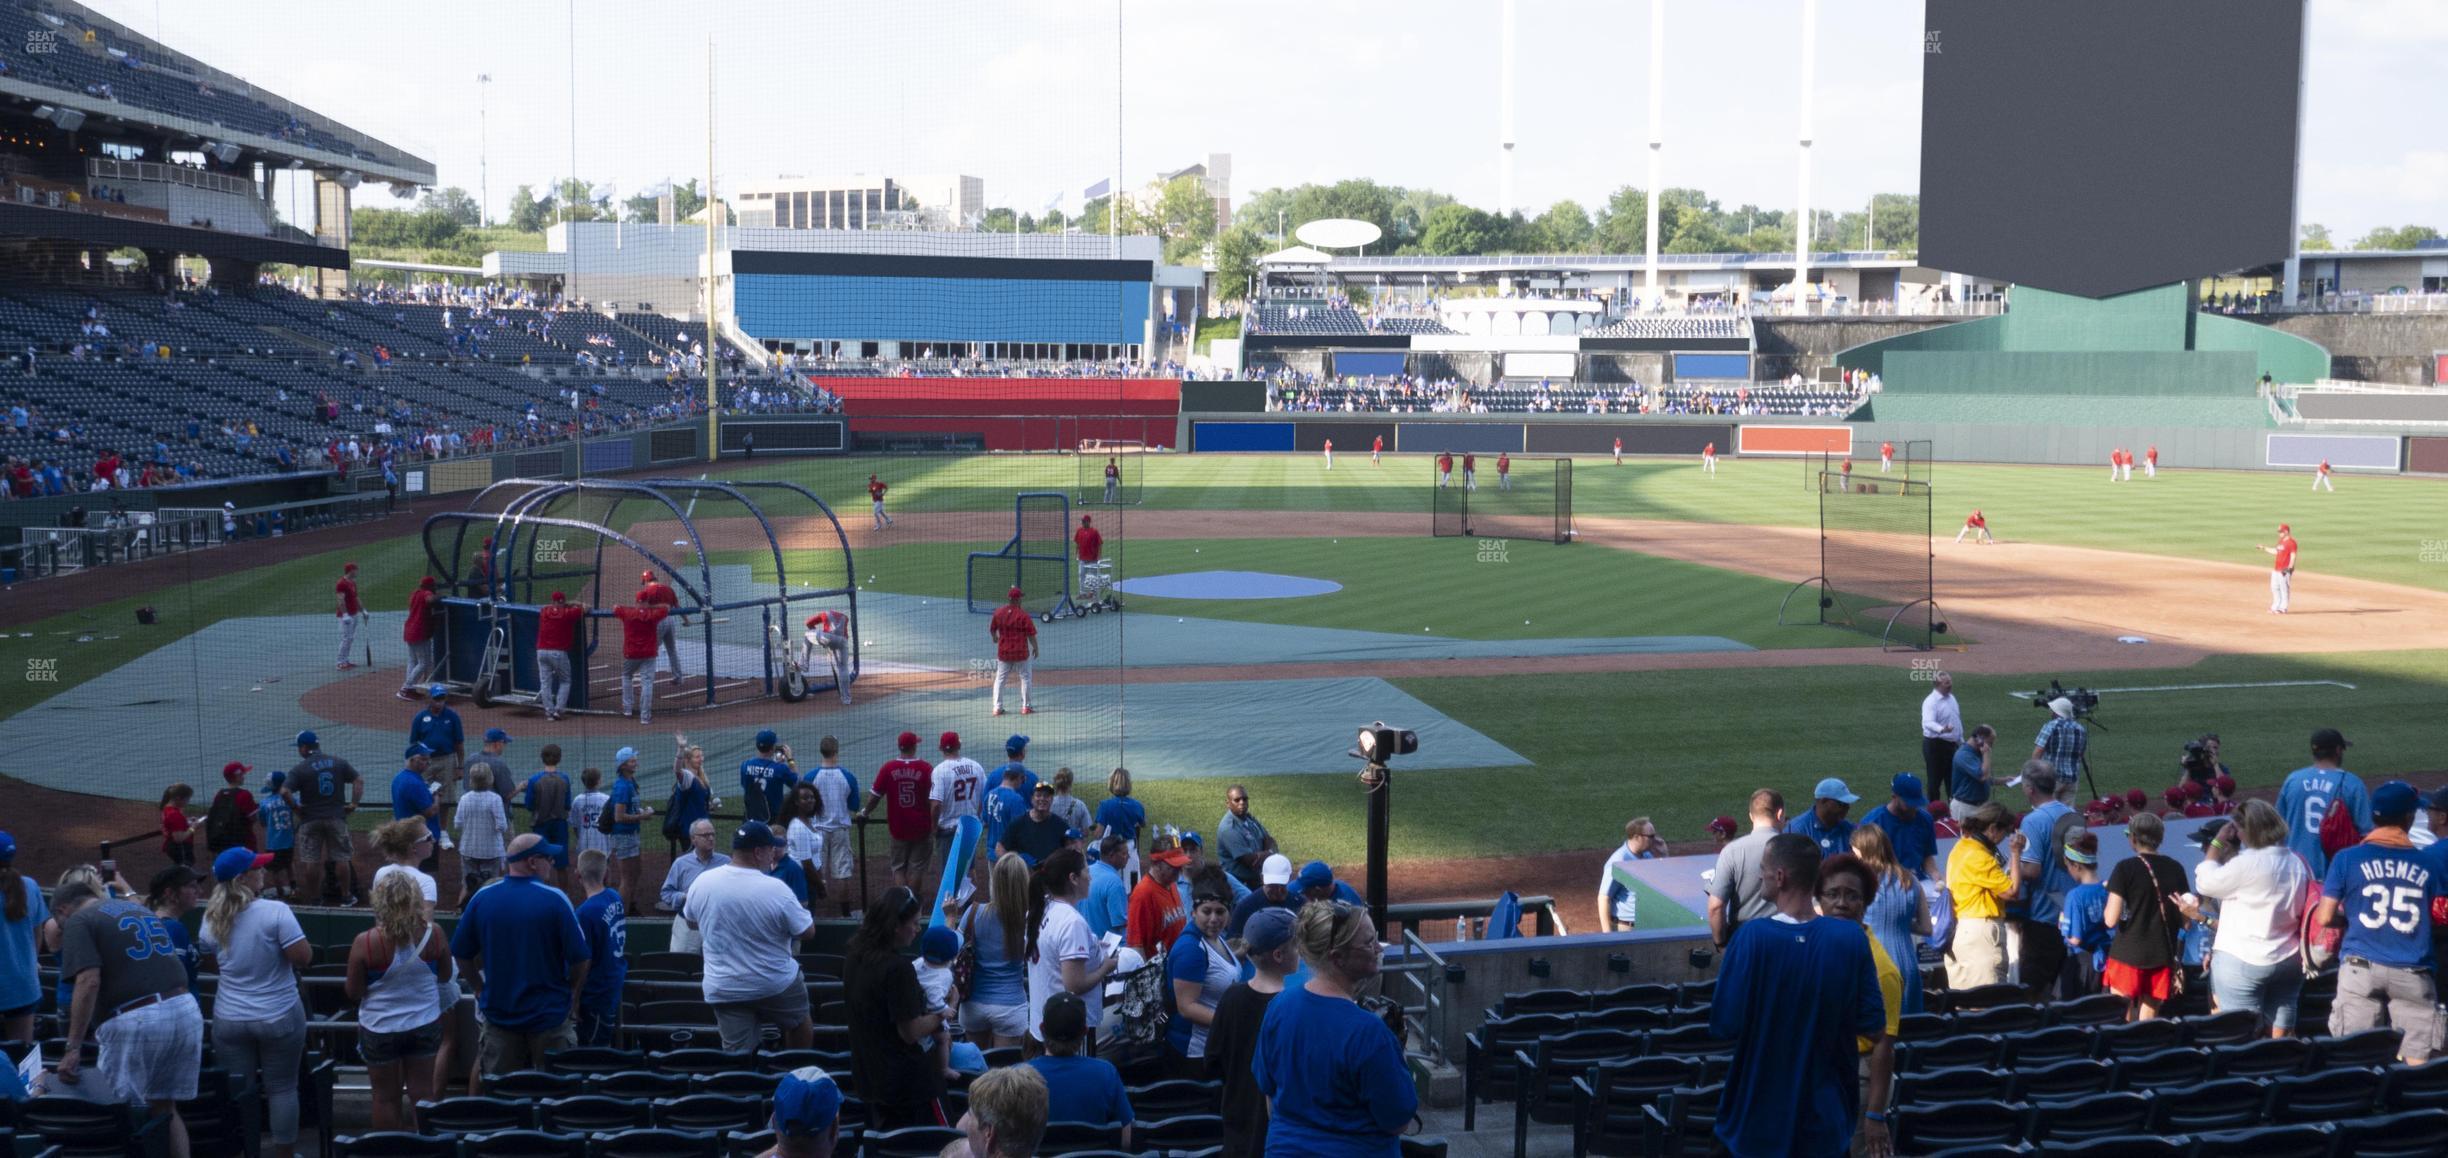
[803,612,853,704]
[2259,524,2297,614]
[2313,461,2333,491]
[1103,457,1121,504]
[334,562,365,669]
[1323,439,1334,470]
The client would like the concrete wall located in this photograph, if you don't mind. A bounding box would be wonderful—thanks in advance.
[1753,317,1961,381]
[2252,312,2448,385]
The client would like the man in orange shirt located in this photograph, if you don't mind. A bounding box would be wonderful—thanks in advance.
[613,592,670,722]
[1496,451,1512,491]
[2313,459,2334,492]
[1613,437,1623,466]
[534,590,587,720]
[1322,438,1333,471]
[1462,452,1477,492]
[2259,523,2298,614]
[637,570,685,685]
[1124,847,1190,956]
[1436,451,1453,488]
[867,474,892,529]
[2144,445,2158,479]
[1371,434,1383,465]
[1954,508,1994,545]
[988,586,1038,716]
[335,561,365,671]
[398,575,438,700]
[1880,441,1895,473]
[1074,515,1107,602]
[1702,441,1717,475]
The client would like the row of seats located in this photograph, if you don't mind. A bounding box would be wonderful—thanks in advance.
[1585,316,1752,339]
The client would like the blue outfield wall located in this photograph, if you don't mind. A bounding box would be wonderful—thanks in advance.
[733,273,1148,344]
[1191,421,1296,452]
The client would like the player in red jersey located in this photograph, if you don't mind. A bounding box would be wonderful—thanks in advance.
[1954,508,1994,545]
[2144,445,2158,479]
[859,730,936,890]
[867,473,892,529]
[1462,453,1477,491]
[1371,434,1383,465]
[1880,441,1895,473]
[1702,441,1717,475]
[398,575,437,699]
[1322,438,1333,471]
[613,594,670,721]
[636,570,684,684]
[1613,437,1623,466]
[1496,451,1512,491]
[1436,452,1454,488]
[2258,523,2297,613]
[533,591,586,720]
[988,586,1038,716]
[334,561,364,671]
[2313,459,2333,492]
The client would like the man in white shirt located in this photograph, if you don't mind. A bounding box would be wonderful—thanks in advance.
[660,820,729,954]
[1920,673,1963,809]
[683,821,815,1054]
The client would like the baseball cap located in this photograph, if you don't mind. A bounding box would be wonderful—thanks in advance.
[222,760,252,783]
[1243,905,1297,954]
[294,730,319,748]
[919,925,961,964]
[1261,854,1294,886]
[641,570,656,582]
[1706,816,1738,840]
[939,731,961,752]
[2213,774,2237,794]
[772,1066,843,1138]
[483,728,511,744]
[2310,727,2352,752]
[756,729,779,748]
[266,771,286,790]
[1006,734,1029,754]
[404,742,434,759]
[1296,860,1335,893]
[509,834,562,863]
[212,846,274,881]
[733,820,784,850]
[1178,830,1202,849]
[2278,523,2290,533]
[1150,848,1191,869]
[1063,827,1082,842]
[1041,991,1088,1042]
[2162,785,2189,807]
[550,590,567,602]
[149,865,204,896]
[0,831,14,863]
[2124,788,2149,810]
[896,731,920,751]
[1813,777,1860,804]
[1889,773,1926,807]
[614,746,638,765]
[418,576,436,588]
[1007,586,1024,601]
[1032,781,1055,797]
[1081,514,1092,526]
[427,682,447,699]
[2422,788,2448,813]
[2373,780,2420,817]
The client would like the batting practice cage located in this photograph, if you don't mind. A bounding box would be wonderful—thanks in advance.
[1077,440,1147,506]
[1781,469,1945,650]
[1430,456,1574,544]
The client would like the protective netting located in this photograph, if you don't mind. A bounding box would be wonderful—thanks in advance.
[1816,471,1937,649]
[1431,456,1573,545]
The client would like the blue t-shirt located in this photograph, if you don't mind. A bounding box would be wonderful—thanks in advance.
[1864,806,1938,881]
[991,761,1039,800]
[1253,982,1419,1157]
[2017,801,2078,922]
[392,768,438,842]
[576,888,627,1015]
[2058,882,2113,974]
[1027,1054,1132,1127]
[164,918,200,990]
[768,858,809,904]
[1709,916,1882,1158]
[982,785,1029,856]
[607,778,642,836]
[1229,889,1298,941]
[2324,842,2443,970]
[961,906,1028,1007]
[668,777,710,831]
[1948,748,1990,806]
[450,875,589,1031]
[1786,813,1856,859]
[740,756,795,820]
[1095,797,1146,843]
[1083,860,1130,937]
[408,707,463,757]
[0,878,50,1012]
[2279,766,2372,877]
[260,794,295,852]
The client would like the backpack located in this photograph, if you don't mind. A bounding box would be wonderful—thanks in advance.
[2318,800,2360,860]
[2296,851,2340,972]
[596,792,620,837]
[2047,806,2086,876]
[204,788,248,851]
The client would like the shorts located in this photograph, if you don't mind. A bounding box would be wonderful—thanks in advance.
[961,1000,1028,1041]
[462,858,504,889]
[610,834,642,860]
[96,993,203,1105]
[1,1000,34,1021]
[357,1020,442,1067]
[713,984,812,1055]
[297,819,351,862]
[2103,958,2175,1004]
[819,827,856,880]
[266,848,294,873]
[532,821,569,868]
[475,1016,577,1077]
[890,835,933,877]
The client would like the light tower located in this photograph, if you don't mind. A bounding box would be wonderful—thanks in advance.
[1793,0,1819,310]
[1499,0,1517,218]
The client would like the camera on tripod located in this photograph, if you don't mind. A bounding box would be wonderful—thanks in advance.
[2030,679,2100,720]
[2180,739,2216,778]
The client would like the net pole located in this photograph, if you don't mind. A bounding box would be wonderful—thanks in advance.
[703,35,720,464]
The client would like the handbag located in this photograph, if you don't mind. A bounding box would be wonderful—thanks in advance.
[951,909,980,997]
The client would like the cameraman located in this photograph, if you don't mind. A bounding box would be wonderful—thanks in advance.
[2177,737,2226,796]
[2031,698,2087,805]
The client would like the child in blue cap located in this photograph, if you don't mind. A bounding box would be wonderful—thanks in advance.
[914,925,967,1079]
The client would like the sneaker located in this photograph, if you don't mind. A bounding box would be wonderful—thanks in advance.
[993,708,1005,716]
[339,894,362,908]
[1021,706,1035,714]
[394,689,417,701]
[336,662,356,670]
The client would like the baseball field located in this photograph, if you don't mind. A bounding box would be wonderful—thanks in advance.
[4,450,2447,915]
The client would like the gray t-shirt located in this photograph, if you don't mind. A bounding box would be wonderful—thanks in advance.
[60,899,190,1014]
[288,753,360,823]
[464,753,514,798]
[195,899,306,1022]
[1708,828,1780,926]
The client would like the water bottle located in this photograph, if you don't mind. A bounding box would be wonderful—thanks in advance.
[1454,916,1469,943]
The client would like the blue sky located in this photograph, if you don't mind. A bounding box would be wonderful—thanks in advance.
[86,0,2448,238]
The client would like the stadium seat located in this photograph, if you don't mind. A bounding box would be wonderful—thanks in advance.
[176,1066,258,1157]
[14,1097,152,1157]
[2212,1037,2313,1078]
[592,1070,690,1099]
[1497,988,1589,1017]
[2180,1009,2264,1046]
[1634,1084,1722,1158]
[2264,1068,2380,1124]
[1896,1012,1954,1041]
[2091,1019,2186,1059]
[2010,1058,2116,1106]
[1589,983,1678,1011]
[1036,1122,1126,1155]
[2311,1026,2403,1068]
[649,1048,743,1075]
[1943,983,2029,1012]
[1897,1065,2013,1107]
[2330,1107,2448,1158]
[589,1128,722,1158]
[1898,1033,2001,1073]
[2028,1091,2154,1143]
[540,1046,643,1075]
[864,1126,965,1157]
[693,1070,782,1097]
[2185,1123,2335,1158]
[1582,1004,1676,1033]
[655,1094,766,1134]
[539,1095,653,1133]
[460,1130,587,1158]
[635,1000,719,1026]
[1510,1027,1648,1149]
[1567,1057,1702,1157]
[333,1135,460,1158]
[416,1096,536,1134]
[1953,1003,2048,1035]
[1640,1024,1736,1060]
[2003,1026,2097,1068]
[1135,1114,1225,1151]
[1399,1137,1451,1158]
[1125,1079,1220,1118]
[2033,1137,2189,1157]
[485,1070,584,1100]
[2145,1077,2271,1134]
[2110,1047,2214,1091]
[722,1131,779,1158]
[1891,1100,2032,1153]
[2381,1058,2448,1111]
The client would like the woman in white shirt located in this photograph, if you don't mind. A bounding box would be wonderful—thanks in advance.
[782,782,826,904]
[196,848,311,1158]
[1026,847,1118,1049]
[345,871,450,1132]
[2192,799,2310,1037]
[371,818,460,1103]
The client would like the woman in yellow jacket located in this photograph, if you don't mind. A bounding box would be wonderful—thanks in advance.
[1946,802,2025,989]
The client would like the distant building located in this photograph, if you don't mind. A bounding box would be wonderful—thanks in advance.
[732,174,984,231]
